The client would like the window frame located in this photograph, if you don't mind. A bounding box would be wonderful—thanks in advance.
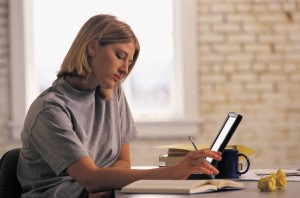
[9,0,199,139]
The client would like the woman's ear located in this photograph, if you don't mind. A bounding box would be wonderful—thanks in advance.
[87,39,98,57]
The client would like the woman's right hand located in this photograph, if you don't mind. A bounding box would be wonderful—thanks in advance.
[169,149,222,179]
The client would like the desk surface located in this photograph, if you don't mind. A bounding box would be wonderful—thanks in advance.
[115,181,299,198]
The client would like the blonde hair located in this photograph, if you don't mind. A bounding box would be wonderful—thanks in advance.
[57,14,140,100]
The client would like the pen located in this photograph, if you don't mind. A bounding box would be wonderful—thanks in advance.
[188,136,199,152]
[188,136,215,180]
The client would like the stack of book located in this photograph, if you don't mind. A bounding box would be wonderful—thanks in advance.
[158,144,254,167]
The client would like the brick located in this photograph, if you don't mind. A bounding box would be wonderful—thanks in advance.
[199,73,227,83]
[275,44,300,52]
[258,13,288,23]
[293,12,300,21]
[285,53,300,61]
[236,3,252,12]
[231,72,257,82]
[198,33,225,43]
[222,63,237,72]
[290,74,300,82]
[198,53,225,63]
[282,2,298,11]
[267,63,282,72]
[255,53,283,62]
[213,43,240,53]
[197,4,210,13]
[253,63,267,72]
[225,54,253,63]
[211,3,235,13]
[253,3,268,12]
[227,13,256,22]
[198,64,211,73]
[258,34,287,43]
[283,63,297,73]
[198,44,211,53]
[273,24,300,33]
[244,44,271,53]
[266,2,282,12]
[212,23,241,33]
[197,24,210,33]
[242,23,261,33]
[227,34,256,43]
[245,83,273,92]
[197,14,223,24]
[289,33,300,42]
[237,63,252,72]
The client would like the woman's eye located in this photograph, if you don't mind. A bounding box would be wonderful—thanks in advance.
[116,52,124,59]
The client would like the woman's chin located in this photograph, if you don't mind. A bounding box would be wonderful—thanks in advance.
[99,81,116,89]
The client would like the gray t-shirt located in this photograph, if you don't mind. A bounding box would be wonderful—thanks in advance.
[17,78,138,197]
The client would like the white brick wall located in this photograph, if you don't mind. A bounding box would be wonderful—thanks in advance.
[195,0,300,169]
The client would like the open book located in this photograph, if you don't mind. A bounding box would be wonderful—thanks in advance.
[121,179,245,194]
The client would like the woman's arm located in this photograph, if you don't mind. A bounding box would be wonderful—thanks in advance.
[109,143,131,169]
[67,149,222,193]
[87,144,131,197]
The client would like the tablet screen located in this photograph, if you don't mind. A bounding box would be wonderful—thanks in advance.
[206,112,242,164]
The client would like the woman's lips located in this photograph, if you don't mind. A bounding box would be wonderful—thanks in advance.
[113,74,121,81]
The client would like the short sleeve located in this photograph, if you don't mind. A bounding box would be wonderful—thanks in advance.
[28,107,89,176]
[117,87,138,144]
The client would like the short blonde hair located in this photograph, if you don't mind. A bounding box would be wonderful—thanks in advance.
[57,14,140,99]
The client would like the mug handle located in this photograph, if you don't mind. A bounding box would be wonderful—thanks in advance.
[238,153,250,174]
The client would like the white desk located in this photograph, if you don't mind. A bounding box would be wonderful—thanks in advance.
[115,181,299,197]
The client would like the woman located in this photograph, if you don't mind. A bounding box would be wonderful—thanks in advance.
[17,14,221,197]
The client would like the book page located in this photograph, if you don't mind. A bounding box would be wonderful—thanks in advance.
[213,179,245,190]
[190,184,218,194]
[121,180,217,194]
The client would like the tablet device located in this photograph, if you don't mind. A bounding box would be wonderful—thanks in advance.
[188,112,242,180]
[205,112,242,167]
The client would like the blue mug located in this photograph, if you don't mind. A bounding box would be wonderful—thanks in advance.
[216,149,250,179]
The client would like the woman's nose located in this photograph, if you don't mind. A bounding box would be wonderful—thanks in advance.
[119,62,129,75]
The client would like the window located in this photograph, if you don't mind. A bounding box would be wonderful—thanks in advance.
[9,0,198,138]
[33,0,174,119]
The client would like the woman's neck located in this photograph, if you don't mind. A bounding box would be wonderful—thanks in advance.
[64,76,97,91]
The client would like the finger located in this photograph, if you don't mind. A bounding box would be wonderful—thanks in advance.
[196,167,219,175]
[188,157,213,168]
[197,149,222,161]
[189,160,219,175]
[187,151,221,163]
[196,159,219,174]
[200,149,221,156]
[197,165,218,175]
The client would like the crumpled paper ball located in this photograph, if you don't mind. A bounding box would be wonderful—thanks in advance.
[275,169,287,188]
[258,169,287,192]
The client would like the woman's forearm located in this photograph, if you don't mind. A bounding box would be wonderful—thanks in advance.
[109,159,131,169]
[68,150,222,193]
[86,166,174,192]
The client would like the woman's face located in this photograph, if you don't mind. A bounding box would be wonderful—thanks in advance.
[88,41,135,89]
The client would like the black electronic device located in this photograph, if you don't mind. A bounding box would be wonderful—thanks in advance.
[188,112,243,180]
[206,112,243,167]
